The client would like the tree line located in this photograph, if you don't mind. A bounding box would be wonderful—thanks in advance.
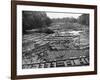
[52,14,89,26]
[22,11,89,34]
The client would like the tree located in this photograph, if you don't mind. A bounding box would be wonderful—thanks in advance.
[22,11,52,34]
[78,14,89,26]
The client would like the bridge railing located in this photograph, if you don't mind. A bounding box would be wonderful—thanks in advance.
[22,56,89,69]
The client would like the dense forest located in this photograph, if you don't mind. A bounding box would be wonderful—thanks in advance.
[22,11,52,34]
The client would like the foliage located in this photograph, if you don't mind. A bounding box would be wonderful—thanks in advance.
[22,11,52,34]
[77,14,89,26]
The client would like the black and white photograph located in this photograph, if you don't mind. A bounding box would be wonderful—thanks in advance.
[22,11,90,69]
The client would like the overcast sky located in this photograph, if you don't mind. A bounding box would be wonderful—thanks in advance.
[46,12,82,19]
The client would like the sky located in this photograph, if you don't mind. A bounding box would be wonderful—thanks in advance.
[46,12,82,19]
